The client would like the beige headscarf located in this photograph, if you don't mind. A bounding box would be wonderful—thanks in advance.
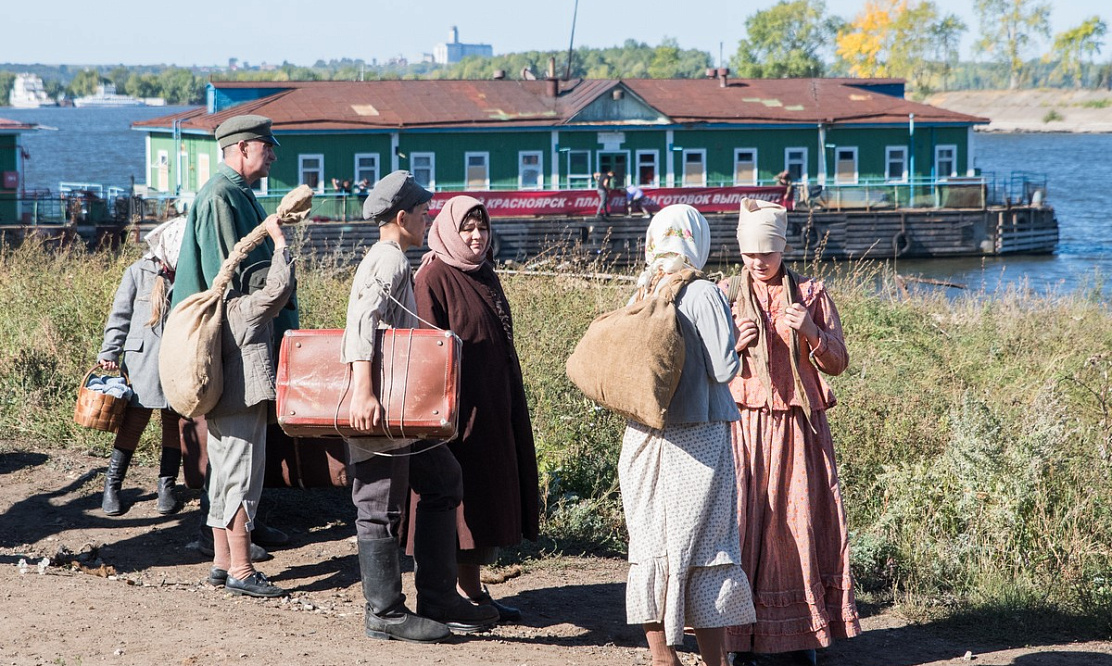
[418,195,490,275]
[736,198,789,254]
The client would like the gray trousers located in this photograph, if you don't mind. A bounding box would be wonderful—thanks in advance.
[205,404,267,530]
[350,443,463,540]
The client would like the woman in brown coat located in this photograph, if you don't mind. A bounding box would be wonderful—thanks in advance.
[411,196,539,621]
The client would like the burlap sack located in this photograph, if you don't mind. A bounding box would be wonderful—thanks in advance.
[159,185,313,417]
[565,269,702,430]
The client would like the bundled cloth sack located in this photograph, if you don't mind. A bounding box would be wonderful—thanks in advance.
[159,185,313,417]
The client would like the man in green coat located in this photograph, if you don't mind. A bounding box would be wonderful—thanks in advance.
[173,114,296,558]
[172,114,298,341]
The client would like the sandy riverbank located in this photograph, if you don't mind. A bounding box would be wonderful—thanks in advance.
[925,89,1112,133]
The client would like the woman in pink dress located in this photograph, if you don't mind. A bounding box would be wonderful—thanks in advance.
[722,198,860,666]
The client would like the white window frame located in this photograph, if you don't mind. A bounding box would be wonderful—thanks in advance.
[785,147,808,183]
[733,148,758,186]
[833,146,859,185]
[518,151,543,190]
[885,146,908,183]
[635,149,659,187]
[411,152,436,190]
[935,144,957,179]
[464,151,490,190]
[567,150,592,189]
[681,148,707,187]
[156,149,169,191]
[354,153,379,186]
[299,153,325,193]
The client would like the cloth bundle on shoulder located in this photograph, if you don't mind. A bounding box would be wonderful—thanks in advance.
[565,268,703,430]
[159,185,313,417]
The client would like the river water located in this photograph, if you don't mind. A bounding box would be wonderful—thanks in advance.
[3,106,1111,294]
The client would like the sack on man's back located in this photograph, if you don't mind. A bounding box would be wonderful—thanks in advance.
[565,269,702,430]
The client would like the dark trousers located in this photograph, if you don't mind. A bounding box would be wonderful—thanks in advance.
[351,444,462,540]
[596,188,610,216]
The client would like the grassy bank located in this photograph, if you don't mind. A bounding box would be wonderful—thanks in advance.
[3,237,1112,627]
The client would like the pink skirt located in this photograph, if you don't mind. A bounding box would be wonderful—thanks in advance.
[725,407,861,654]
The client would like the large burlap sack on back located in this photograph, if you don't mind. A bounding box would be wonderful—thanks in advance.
[565,269,702,430]
[159,185,313,417]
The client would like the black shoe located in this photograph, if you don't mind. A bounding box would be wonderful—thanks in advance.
[226,571,287,598]
[207,567,228,586]
[156,477,180,515]
[469,586,521,623]
[418,596,500,633]
[101,448,133,516]
[789,650,818,666]
[191,533,272,563]
[251,521,289,547]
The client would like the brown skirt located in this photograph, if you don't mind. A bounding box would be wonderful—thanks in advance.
[725,407,861,654]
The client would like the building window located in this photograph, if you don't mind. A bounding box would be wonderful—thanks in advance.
[567,150,591,189]
[411,152,436,190]
[354,153,379,186]
[935,145,957,179]
[681,149,706,187]
[299,154,324,192]
[785,148,808,183]
[885,146,908,183]
[636,150,658,186]
[733,148,758,186]
[834,146,858,184]
[519,151,543,190]
[197,153,211,188]
[465,152,489,190]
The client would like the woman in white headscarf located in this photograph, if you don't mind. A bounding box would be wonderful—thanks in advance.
[620,204,755,666]
[96,217,187,516]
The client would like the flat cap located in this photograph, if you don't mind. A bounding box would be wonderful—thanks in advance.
[362,170,434,225]
[215,114,279,150]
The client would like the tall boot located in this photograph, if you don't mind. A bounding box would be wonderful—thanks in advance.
[413,510,499,633]
[101,448,133,516]
[358,537,451,643]
[156,447,182,515]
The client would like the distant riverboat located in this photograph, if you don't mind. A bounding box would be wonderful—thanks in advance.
[73,84,146,108]
[9,74,57,108]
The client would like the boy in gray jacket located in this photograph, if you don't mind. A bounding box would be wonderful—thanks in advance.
[205,215,295,598]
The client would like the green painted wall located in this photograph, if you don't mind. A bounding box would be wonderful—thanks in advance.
[163,124,972,196]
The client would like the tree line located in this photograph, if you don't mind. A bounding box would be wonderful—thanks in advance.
[1,0,1108,107]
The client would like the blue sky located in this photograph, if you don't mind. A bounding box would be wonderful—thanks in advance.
[2,0,1107,67]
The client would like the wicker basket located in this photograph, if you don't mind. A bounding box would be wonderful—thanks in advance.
[73,365,131,433]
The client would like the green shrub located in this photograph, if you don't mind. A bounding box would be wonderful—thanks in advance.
[1043,109,1064,123]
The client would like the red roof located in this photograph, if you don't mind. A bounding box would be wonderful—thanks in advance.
[0,117,37,132]
[134,78,986,135]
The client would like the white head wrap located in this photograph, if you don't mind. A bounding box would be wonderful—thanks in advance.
[736,198,789,253]
[637,204,710,288]
[144,215,187,271]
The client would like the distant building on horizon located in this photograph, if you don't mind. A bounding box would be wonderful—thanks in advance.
[432,26,492,65]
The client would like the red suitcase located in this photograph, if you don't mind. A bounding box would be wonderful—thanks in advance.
[275,328,462,442]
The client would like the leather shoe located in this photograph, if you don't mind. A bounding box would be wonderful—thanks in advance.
[251,521,289,547]
[208,567,228,586]
[469,586,522,623]
[226,571,288,598]
[789,650,818,666]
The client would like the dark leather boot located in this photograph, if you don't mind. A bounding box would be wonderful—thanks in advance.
[101,448,133,516]
[156,447,181,515]
[413,510,499,633]
[358,537,451,643]
[156,477,179,514]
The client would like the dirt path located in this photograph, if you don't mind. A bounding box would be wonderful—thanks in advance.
[1,445,1110,666]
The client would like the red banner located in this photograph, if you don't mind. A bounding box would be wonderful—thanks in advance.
[428,186,790,218]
